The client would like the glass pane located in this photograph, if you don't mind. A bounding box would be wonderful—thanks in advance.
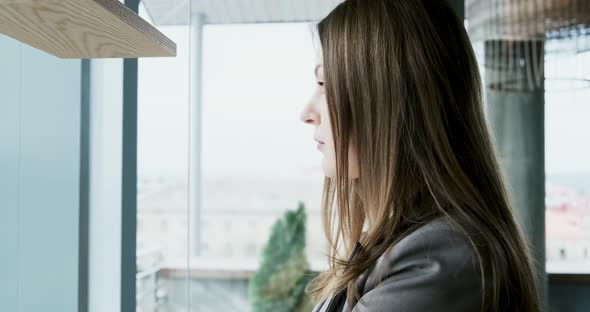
[137,1,191,311]
[192,23,326,310]
[186,6,338,310]
[199,22,325,262]
[545,49,590,273]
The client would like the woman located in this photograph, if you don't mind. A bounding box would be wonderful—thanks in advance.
[299,0,541,311]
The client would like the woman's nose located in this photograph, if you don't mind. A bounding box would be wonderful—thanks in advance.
[300,103,319,125]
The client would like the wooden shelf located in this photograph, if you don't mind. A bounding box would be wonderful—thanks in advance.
[0,0,176,58]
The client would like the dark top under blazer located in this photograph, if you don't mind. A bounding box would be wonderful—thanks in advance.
[311,217,484,312]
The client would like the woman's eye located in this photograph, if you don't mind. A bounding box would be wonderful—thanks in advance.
[317,81,324,87]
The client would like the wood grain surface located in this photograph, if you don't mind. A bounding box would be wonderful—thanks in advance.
[0,0,176,58]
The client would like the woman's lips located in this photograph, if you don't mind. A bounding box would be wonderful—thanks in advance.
[314,137,325,150]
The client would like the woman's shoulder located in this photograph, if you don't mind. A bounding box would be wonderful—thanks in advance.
[351,216,484,311]
[391,215,479,253]
[377,216,482,279]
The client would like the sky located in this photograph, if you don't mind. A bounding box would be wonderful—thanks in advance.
[135,8,590,181]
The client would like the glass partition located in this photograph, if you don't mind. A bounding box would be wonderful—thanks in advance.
[136,1,191,311]
[133,1,590,311]
[181,2,340,310]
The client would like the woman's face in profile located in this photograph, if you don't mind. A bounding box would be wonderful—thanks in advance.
[300,49,359,179]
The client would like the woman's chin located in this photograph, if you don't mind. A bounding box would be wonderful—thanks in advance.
[320,161,335,178]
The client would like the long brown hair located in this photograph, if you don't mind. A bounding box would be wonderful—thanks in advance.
[304,0,541,311]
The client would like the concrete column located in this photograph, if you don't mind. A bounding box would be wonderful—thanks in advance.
[484,39,547,308]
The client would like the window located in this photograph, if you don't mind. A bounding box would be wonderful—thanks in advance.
[545,50,590,273]
[197,23,326,269]
[136,2,191,311]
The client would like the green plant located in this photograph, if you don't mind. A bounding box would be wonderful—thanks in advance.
[248,201,318,312]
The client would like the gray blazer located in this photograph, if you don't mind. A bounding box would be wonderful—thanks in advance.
[311,217,484,312]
